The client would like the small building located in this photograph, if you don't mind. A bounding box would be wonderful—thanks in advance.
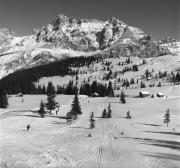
[79,95,89,99]
[16,93,23,97]
[139,91,150,98]
[91,92,99,97]
[157,92,164,97]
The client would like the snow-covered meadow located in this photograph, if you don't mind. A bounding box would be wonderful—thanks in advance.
[0,84,180,168]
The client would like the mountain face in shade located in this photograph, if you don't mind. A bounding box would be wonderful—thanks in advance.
[0,14,174,79]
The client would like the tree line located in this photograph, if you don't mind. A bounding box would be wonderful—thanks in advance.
[38,80,115,97]
[0,54,103,95]
[79,80,114,97]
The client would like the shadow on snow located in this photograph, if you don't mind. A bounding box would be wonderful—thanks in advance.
[118,137,180,151]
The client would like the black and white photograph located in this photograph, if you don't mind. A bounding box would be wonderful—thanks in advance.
[0,0,179,167]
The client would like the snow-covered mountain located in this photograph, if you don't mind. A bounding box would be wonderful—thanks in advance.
[0,14,178,80]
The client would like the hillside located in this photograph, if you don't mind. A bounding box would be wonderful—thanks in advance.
[0,53,179,97]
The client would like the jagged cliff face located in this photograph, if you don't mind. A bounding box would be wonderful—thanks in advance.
[34,15,146,51]
[33,14,163,58]
[0,14,174,79]
[34,14,105,51]
[0,28,15,54]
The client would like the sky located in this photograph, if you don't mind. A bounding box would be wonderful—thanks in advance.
[0,0,179,40]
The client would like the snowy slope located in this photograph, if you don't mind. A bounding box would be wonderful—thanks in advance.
[0,86,180,168]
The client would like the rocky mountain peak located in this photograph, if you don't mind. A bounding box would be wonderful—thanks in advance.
[51,13,70,26]
[0,28,14,35]
[0,28,14,43]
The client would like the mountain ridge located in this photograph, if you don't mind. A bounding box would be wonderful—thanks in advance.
[0,14,177,80]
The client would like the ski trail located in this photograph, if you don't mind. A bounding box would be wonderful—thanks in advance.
[96,120,121,167]
[95,99,121,168]
[95,106,106,168]
[96,136,104,168]
[96,130,112,168]
[96,142,104,168]
[107,131,114,156]
[72,140,79,168]
[71,139,83,168]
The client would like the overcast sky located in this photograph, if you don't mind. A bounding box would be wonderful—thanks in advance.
[0,0,179,40]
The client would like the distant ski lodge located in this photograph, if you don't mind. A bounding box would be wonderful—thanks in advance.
[91,92,99,97]
[157,92,164,97]
[139,91,150,98]
[16,93,23,97]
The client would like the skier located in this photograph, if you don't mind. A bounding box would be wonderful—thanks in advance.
[27,124,30,131]
[126,111,131,119]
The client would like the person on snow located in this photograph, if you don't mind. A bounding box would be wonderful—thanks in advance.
[27,124,30,131]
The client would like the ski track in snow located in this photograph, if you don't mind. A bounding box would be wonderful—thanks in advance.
[95,117,120,168]
[71,139,83,168]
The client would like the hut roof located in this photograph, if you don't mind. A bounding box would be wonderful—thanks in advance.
[139,91,150,95]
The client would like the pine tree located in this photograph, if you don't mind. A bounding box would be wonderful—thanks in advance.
[132,65,138,71]
[107,103,112,118]
[140,81,146,88]
[176,72,180,81]
[120,90,126,104]
[107,81,114,97]
[70,87,82,120]
[164,108,170,127]
[145,69,149,79]
[0,88,8,108]
[38,100,46,118]
[46,82,57,114]
[142,59,146,64]
[91,81,98,94]
[42,85,46,94]
[125,80,130,88]
[89,112,95,129]
[102,108,107,118]
[157,81,162,87]
[130,78,135,84]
